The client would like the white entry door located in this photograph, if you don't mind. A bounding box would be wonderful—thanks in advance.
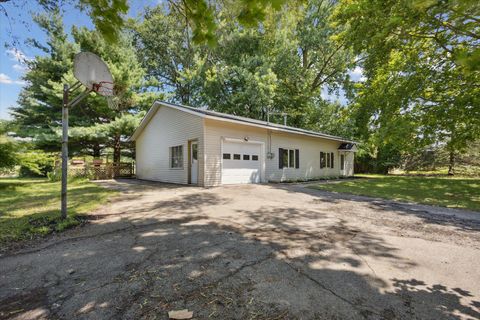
[222,141,261,184]
[190,141,198,184]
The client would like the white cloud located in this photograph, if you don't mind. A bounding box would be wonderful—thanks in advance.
[12,64,27,72]
[0,73,26,85]
[349,66,366,82]
[6,48,31,63]
[351,66,363,75]
[6,48,31,73]
[0,73,13,84]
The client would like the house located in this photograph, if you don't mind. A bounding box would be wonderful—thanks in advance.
[129,101,357,186]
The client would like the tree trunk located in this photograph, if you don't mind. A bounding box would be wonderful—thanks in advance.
[448,150,455,175]
[93,145,101,158]
[113,136,121,163]
[432,150,436,171]
[302,48,308,69]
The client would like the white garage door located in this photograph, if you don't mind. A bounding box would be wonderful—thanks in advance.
[222,141,262,184]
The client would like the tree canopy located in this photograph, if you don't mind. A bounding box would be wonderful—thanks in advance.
[332,0,480,173]
[3,0,479,174]
[11,11,148,160]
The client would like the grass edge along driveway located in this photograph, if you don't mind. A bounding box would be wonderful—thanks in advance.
[0,178,116,246]
[309,174,480,212]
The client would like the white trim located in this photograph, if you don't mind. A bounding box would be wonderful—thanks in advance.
[279,147,298,169]
[205,116,349,143]
[202,117,206,186]
[169,145,184,169]
[339,152,346,175]
[189,140,199,185]
[222,137,264,145]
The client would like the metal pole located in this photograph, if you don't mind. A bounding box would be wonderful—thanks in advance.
[61,84,69,219]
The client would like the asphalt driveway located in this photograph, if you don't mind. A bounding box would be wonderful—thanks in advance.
[1,180,479,319]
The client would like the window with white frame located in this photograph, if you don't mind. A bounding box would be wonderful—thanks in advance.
[320,151,334,168]
[170,145,183,168]
[279,148,299,169]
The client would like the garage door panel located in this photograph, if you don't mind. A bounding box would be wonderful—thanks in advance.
[222,141,261,184]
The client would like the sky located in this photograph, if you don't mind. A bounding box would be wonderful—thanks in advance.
[0,0,157,120]
[0,1,361,120]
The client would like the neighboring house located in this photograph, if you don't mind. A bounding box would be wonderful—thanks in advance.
[129,101,357,186]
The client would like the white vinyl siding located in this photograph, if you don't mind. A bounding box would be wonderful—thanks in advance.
[267,131,342,182]
[135,106,204,185]
[203,118,352,185]
[135,103,354,186]
[203,119,267,186]
[344,152,354,177]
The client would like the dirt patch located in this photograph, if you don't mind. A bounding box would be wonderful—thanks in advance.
[0,288,51,320]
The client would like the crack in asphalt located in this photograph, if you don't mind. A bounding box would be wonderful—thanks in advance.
[278,253,383,319]
[349,234,378,278]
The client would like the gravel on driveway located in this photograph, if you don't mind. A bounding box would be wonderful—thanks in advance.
[1,179,479,320]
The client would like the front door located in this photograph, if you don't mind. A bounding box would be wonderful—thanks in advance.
[190,141,198,184]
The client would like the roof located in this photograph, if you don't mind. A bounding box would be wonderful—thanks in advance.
[129,101,357,144]
[338,143,357,151]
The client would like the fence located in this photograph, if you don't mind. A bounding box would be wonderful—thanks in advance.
[66,162,134,180]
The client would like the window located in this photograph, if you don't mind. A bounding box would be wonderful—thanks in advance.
[192,143,198,161]
[320,152,335,168]
[243,154,250,160]
[279,148,299,169]
[223,153,231,160]
[282,149,288,167]
[289,149,294,167]
[233,154,241,160]
[320,152,326,168]
[340,154,345,170]
[252,155,259,161]
[170,145,183,168]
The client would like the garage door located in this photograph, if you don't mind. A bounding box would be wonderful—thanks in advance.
[222,141,262,184]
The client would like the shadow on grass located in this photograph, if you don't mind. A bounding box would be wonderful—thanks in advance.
[0,180,115,247]
[315,176,480,211]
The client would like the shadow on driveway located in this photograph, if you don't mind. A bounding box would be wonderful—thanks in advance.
[1,181,479,319]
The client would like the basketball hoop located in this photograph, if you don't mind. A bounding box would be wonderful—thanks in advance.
[74,52,114,94]
[92,81,115,97]
[60,52,115,219]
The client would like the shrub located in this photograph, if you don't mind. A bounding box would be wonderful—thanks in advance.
[0,135,19,171]
[47,170,61,181]
[18,151,56,177]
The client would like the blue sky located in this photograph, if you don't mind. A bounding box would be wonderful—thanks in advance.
[0,1,359,120]
[0,0,157,120]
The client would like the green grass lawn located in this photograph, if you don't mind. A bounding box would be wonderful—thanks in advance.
[0,178,116,246]
[309,174,480,211]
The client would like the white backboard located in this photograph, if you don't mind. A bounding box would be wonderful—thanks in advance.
[73,52,114,96]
